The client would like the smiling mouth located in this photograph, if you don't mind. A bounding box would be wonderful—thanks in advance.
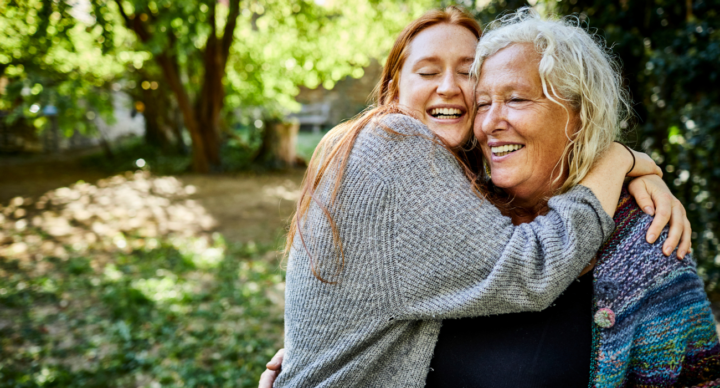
[429,108,464,119]
[491,144,525,157]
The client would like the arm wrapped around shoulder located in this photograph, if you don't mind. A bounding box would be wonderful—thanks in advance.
[376,114,615,320]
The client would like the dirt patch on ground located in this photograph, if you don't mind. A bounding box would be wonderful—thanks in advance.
[180,172,304,245]
[0,155,305,247]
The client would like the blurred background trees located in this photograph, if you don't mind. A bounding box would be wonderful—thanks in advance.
[1,0,434,169]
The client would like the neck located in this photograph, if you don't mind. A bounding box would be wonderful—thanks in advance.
[508,199,549,225]
[505,180,565,226]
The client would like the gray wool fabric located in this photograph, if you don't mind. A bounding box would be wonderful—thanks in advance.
[275,114,616,387]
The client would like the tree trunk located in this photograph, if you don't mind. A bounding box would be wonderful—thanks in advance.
[156,53,210,173]
[195,28,223,168]
[114,0,240,173]
[141,85,173,149]
[254,121,300,167]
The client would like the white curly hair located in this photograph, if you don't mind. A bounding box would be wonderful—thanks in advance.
[471,7,632,194]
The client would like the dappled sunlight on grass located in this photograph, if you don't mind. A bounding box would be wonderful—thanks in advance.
[0,172,286,387]
[0,170,215,268]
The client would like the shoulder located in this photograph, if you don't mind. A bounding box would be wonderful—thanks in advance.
[355,113,436,149]
[594,188,705,311]
[352,113,461,180]
[596,189,697,276]
[378,113,434,137]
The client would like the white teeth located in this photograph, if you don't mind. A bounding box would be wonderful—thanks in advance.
[491,144,524,155]
[431,108,462,116]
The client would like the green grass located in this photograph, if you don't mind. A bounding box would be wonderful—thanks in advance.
[0,236,285,387]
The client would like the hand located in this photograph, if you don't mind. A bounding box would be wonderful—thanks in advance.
[628,175,692,259]
[259,348,284,388]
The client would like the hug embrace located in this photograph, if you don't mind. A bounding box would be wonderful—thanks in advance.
[261,6,720,388]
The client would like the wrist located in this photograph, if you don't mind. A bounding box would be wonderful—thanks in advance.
[613,141,636,175]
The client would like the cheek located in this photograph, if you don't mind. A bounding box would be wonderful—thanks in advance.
[397,74,427,110]
[473,112,488,139]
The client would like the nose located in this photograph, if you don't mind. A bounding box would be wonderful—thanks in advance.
[437,70,461,97]
[481,101,509,135]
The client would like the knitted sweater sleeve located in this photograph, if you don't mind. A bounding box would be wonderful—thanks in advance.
[379,115,616,320]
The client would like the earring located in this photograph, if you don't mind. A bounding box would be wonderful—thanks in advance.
[483,158,491,179]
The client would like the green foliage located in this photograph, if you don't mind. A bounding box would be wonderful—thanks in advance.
[0,236,285,387]
[87,0,434,121]
[2,0,434,163]
[221,0,434,117]
[0,0,128,136]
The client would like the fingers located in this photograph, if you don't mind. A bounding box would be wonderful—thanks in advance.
[266,348,285,371]
[627,179,655,216]
[655,164,664,178]
[677,218,693,260]
[259,369,279,388]
[646,192,673,244]
[661,198,685,257]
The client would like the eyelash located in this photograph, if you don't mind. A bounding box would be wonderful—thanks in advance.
[418,72,471,77]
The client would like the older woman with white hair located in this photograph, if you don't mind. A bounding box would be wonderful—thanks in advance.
[426,8,719,387]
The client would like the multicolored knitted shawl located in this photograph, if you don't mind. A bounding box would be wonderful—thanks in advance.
[590,190,720,387]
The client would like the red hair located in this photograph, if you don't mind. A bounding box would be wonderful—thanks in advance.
[286,6,483,283]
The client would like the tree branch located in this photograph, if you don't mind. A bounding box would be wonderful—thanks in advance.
[113,0,132,27]
[114,0,152,42]
[221,0,241,66]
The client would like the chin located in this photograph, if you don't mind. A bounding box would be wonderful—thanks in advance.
[490,172,515,189]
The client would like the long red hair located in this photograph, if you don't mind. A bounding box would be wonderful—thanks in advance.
[286,6,483,283]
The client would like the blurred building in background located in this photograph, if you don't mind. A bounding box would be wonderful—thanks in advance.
[291,60,382,133]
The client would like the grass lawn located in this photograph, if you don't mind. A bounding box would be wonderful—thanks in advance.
[0,172,291,387]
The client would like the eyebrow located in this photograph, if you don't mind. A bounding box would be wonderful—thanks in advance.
[412,56,475,65]
[475,81,539,97]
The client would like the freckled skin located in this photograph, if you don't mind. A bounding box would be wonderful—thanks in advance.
[474,43,579,210]
[398,24,477,147]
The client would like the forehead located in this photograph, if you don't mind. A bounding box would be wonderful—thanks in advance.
[406,23,478,63]
[476,43,542,92]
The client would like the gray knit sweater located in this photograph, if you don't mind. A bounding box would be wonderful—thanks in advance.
[276,114,615,387]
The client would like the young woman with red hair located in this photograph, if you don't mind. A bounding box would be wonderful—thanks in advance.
[262,6,690,387]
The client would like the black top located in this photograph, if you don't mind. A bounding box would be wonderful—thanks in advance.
[426,271,594,388]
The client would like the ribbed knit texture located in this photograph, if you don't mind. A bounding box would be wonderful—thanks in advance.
[276,114,615,387]
[590,190,720,387]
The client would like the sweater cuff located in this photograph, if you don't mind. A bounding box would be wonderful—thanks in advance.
[549,185,616,242]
